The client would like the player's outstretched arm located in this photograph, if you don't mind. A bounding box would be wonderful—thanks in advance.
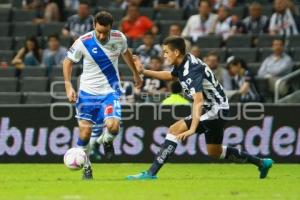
[63,58,77,103]
[133,55,175,81]
[122,49,143,88]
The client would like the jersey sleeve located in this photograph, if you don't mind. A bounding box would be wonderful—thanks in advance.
[171,67,178,77]
[120,32,128,54]
[66,39,83,63]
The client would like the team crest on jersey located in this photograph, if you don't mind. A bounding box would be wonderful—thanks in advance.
[108,43,118,51]
[81,34,93,41]
[105,104,114,115]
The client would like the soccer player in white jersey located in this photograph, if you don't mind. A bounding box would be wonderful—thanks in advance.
[127,36,273,180]
[63,11,142,180]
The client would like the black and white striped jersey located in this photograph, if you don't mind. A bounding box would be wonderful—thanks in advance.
[171,54,229,111]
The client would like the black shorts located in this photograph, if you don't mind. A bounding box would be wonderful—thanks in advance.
[184,109,229,145]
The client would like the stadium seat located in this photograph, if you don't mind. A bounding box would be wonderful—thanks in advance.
[196,35,222,48]
[60,36,73,48]
[50,77,78,93]
[20,77,48,92]
[49,66,78,77]
[0,50,14,63]
[102,9,124,21]
[0,77,18,92]
[0,92,21,104]
[119,64,132,77]
[12,23,38,37]
[23,92,52,104]
[257,34,282,48]
[247,62,261,75]
[96,0,112,7]
[11,0,22,8]
[156,9,184,21]
[158,20,186,37]
[278,90,300,103]
[140,8,154,19]
[42,23,65,36]
[229,48,258,63]
[254,77,271,102]
[258,48,272,62]
[199,48,227,62]
[13,36,25,50]
[261,5,274,17]
[226,35,253,48]
[290,47,300,62]
[0,8,11,22]
[0,23,10,36]
[288,35,300,48]
[230,6,245,19]
[20,67,47,77]
[12,9,36,22]
[0,67,15,77]
[0,37,13,50]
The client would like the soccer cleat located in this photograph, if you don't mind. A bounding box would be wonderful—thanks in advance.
[259,158,273,179]
[126,171,157,180]
[82,165,93,180]
[103,141,115,160]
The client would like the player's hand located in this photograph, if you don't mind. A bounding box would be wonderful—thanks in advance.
[133,74,143,89]
[66,87,77,103]
[132,55,144,74]
[176,129,195,141]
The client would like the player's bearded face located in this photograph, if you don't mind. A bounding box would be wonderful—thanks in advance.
[162,45,177,65]
[94,23,111,43]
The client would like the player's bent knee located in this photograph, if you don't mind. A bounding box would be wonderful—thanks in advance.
[105,119,120,134]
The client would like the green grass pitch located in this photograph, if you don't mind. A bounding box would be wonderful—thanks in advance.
[0,164,299,200]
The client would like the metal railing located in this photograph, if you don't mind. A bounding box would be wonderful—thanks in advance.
[274,69,300,103]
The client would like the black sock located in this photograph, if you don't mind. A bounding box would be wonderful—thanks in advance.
[148,139,177,176]
[225,146,262,167]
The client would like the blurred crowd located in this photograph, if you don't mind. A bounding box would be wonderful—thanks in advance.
[6,0,300,103]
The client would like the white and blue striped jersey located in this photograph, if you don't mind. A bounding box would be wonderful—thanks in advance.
[66,30,128,95]
[171,54,229,114]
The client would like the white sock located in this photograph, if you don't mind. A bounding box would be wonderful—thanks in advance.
[219,146,227,159]
[96,128,116,144]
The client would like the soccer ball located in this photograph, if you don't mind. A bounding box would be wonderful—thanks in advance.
[64,148,87,170]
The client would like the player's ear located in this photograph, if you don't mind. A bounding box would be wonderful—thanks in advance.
[174,49,180,57]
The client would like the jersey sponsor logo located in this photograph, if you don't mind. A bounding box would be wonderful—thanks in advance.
[92,47,98,54]
[111,32,121,37]
[81,34,93,41]
[105,104,114,115]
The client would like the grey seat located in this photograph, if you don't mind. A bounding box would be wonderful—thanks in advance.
[42,23,65,36]
[199,48,227,62]
[24,92,52,104]
[288,35,300,48]
[226,35,253,48]
[196,35,222,48]
[291,47,300,62]
[0,50,14,63]
[0,77,18,92]
[254,77,271,102]
[258,47,273,62]
[60,36,73,48]
[230,6,245,19]
[119,64,132,77]
[20,67,47,77]
[0,23,10,36]
[257,34,282,48]
[157,9,183,21]
[12,23,38,37]
[50,66,78,78]
[20,77,48,92]
[11,0,23,8]
[140,8,154,19]
[50,77,78,93]
[0,8,11,22]
[229,48,257,63]
[12,9,36,22]
[0,37,13,50]
[247,62,261,75]
[0,67,15,77]
[0,92,21,104]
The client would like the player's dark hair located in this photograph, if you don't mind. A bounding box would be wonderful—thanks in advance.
[206,51,220,61]
[171,81,182,94]
[47,34,59,41]
[163,36,186,55]
[94,11,114,26]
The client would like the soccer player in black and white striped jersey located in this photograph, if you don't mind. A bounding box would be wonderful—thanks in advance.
[126,36,273,180]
